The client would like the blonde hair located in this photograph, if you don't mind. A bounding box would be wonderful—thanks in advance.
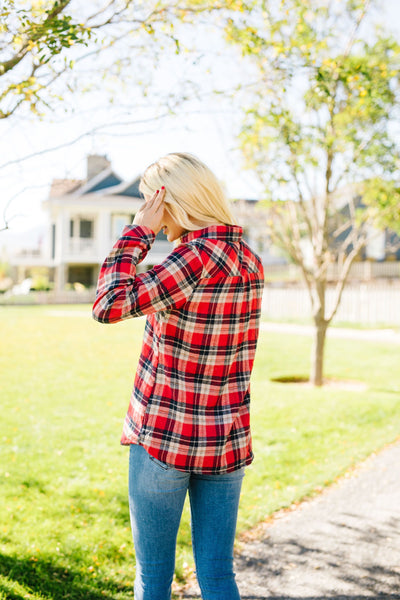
[139,152,237,232]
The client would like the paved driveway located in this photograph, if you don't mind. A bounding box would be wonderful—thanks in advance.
[181,442,400,599]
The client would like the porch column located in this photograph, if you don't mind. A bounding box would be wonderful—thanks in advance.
[55,264,67,292]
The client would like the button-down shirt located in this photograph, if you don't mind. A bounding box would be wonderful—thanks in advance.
[93,224,264,474]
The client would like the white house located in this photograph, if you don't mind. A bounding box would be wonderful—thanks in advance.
[11,155,174,291]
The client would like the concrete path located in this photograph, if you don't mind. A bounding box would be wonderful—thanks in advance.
[260,321,400,344]
[181,442,400,599]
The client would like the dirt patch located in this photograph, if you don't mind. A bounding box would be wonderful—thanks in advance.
[271,375,368,391]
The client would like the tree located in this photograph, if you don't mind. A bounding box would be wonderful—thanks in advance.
[1,0,247,120]
[226,0,400,385]
[363,177,400,236]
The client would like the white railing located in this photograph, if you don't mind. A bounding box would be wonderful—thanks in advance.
[11,249,49,267]
[68,238,98,257]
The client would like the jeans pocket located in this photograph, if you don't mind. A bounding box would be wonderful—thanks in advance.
[148,454,170,471]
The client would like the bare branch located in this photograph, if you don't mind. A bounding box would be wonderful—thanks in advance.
[288,148,316,244]
[327,234,368,322]
[282,202,315,304]
[337,214,365,258]
[270,221,314,301]
[302,168,317,203]
[0,95,25,119]
[331,218,353,240]
[0,112,175,171]
[342,0,371,59]
[1,183,49,232]
[84,0,121,25]
[332,134,377,191]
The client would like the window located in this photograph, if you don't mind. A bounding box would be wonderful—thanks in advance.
[112,214,131,239]
[79,219,93,239]
[70,220,74,238]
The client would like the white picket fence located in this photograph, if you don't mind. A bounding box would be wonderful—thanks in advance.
[262,284,400,325]
[0,289,96,305]
[1,280,399,325]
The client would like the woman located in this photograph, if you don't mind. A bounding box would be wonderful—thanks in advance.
[93,152,264,600]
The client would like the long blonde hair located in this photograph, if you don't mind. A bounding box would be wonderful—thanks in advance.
[139,152,237,232]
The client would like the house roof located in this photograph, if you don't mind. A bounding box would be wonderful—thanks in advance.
[99,176,142,198]
[76,167,123,196]
[85,172,123,193]
[48,164,142,201]
[50,179,84,197]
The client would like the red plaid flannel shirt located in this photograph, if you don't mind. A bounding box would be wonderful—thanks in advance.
[93,224,264,474]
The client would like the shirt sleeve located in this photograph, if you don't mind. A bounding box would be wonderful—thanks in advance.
[92,224,204,324]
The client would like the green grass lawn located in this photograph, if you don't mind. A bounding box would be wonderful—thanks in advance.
[1,305,400,600]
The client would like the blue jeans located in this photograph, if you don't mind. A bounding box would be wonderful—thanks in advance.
[128,444,245,600]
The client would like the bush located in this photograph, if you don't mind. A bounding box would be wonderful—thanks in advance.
[30,276,52,291]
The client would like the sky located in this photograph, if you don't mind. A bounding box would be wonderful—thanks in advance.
[1,0,399,252]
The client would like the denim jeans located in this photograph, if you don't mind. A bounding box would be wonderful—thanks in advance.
[128,444,245,600]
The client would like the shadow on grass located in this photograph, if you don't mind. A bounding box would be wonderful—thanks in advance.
[0,553,133,600]
[270,375,309,384]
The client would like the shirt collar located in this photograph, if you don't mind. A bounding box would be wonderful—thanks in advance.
[181,225,243,244]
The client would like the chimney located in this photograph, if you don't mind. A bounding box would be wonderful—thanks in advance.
[87,154,111,180]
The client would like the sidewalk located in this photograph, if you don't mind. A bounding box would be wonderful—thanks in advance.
[181,442,400,599]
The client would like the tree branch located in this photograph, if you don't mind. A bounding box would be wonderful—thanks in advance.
[0,183,49,232]
[84,0,123,25]
[0,113,175,171]
[327,233,368,322]
[342,0,371,59]
[331,133,378,191]
[270,218,314,301]
[288,147,316,244]
[0,0,72,76]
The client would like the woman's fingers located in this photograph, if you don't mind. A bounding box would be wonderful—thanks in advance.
[147,187,165,207]
[152,188,165,209]
[139,189,164,215]
[132,187,165,233]
[147,190,158,205]
[145,188,165,218]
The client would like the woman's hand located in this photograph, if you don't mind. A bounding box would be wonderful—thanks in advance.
[133,187,165,235]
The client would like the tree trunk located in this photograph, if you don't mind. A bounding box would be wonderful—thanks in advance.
[310,279,328,386]
[310,318,328,386]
